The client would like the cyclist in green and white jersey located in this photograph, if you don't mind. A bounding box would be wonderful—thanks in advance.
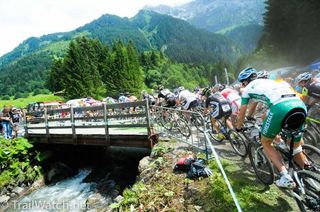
[236,67,308,189]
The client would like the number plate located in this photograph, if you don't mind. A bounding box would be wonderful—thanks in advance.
[222,104,230,112]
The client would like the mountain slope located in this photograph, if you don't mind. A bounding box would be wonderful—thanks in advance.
[146,0,265,53]
[147,0,265,32]
[131,10,241,63]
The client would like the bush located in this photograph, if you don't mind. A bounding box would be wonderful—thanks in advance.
[14,92,29,99]
[33,88,51,96]
[1,95,11,100]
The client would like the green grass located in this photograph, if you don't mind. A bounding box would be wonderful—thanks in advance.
[0,94,64,108]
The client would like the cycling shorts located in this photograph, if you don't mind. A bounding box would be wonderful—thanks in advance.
[261,99,306,142]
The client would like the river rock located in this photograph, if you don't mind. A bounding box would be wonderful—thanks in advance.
[85,193,111,210]
[138,156,151,173]
[46,162,76,184]
[115,195,123,203]
[12,187,24,195]
[0,195,10,205]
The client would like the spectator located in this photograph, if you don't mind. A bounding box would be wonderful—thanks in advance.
[0,106,13,139]
[10,107,21,138]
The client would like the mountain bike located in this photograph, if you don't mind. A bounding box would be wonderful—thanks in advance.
[304,116,320,148]
[157,107,191,137]
[246,123,320,211]
[209,116,248,157]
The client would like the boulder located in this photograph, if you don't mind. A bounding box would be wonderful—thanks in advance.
[85,193,111,210]
[12,187,24,195]
[0,195,10,205]
[46,162,76,184]
[138,156,151,173]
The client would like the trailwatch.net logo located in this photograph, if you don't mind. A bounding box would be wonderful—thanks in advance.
[11,200,87,210]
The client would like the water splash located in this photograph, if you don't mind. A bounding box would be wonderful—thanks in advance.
[6,169,100,212]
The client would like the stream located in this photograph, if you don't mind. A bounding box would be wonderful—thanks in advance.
[5,169,110,211]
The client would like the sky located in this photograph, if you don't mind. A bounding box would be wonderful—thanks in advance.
[0,0,192,57]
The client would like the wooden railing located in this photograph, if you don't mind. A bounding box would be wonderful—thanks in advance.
[24,101,151,146]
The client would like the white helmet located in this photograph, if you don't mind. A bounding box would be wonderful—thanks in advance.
[257,70,269,79]
[296,72,312,83]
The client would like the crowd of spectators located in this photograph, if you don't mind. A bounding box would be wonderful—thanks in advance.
[0,106,22,139]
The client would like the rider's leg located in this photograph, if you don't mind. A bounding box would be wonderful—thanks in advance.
[226,117,234,130]
[261,136,286,172]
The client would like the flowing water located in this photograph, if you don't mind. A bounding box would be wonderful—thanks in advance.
[5,169,107,211]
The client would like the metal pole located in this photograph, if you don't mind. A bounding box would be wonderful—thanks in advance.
[215,75,218,85]
[70,106,76,145]
[23,111,28,137]
[103,103,110,146]
[44,108,49,142]
[225,67,230,85]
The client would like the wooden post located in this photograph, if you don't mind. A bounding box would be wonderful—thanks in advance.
[145,99,151,136]
[23,111,28,137]
[70,106,76,145]
[44,108,49,142]
[103,103,110,146]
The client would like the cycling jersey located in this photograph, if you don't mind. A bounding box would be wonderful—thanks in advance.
[178,90,198,110]
[158,89,172,99]
[221,88,241,115]
[241,79,306,141]
[241,79,299,106]
[301,82,320,99]
[206,93,231,119]
[158,89,176,107]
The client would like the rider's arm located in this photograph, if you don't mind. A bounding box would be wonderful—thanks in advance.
[247,101,259,118]
[236,95,250,129]
[236,105,247,129]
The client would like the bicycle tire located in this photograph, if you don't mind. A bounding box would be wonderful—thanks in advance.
[191,113,205,132]
[208,120,224,142]
[295,170,320,211]
[228,130,248,157]
[248,143,274,185]
[176,117,191,137]
[302,144,320,174]
[159,112,173,131]
[304,127,318,147]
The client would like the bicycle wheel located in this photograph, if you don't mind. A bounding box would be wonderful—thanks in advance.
[304,127,318,147]
[302,144,320,174]
[176,117,191,137]
[295,170,320,211]
[159,112,173,130]
[248,143,274,185]
[208,120,224,142]
[191,113,205,132]
[228,130,248,157]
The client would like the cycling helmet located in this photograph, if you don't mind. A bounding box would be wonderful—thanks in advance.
[296,72,312,83]
[177,86,185,93]
[158,85,164,90]
[201,87,211,97]
[238,67,257,82]
[218,84,225,91]
[257,70,269,79]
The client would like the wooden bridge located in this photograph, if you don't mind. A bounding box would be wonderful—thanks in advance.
[24,101,153,149]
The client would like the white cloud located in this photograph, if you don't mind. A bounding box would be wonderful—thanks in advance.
[0,0,192,56]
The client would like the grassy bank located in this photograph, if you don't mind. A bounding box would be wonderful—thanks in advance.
[111,141,298,211]
[0,94,64,108]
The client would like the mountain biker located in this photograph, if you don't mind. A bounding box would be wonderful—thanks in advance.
[220,85,241,126]
[156,86,176,108]
[205,87,232,140]
[295,72,320,109]
[175,86,199,110]
[236,67,308,189]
